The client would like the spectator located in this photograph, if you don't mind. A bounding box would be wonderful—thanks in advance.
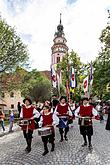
[9,110,14,133]
[17,102,21,118]
[0,109,5,132]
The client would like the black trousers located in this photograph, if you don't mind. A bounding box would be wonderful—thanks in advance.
[23,129,33,139]
[41,132,55,143]
[79,126,93,145]
[59,126,69,135]
[79,125,93,136]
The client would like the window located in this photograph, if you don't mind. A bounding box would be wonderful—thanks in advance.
[11,104,14,109]
[10,92,14,98]
[1,92,5,98]
[57,57,60,63]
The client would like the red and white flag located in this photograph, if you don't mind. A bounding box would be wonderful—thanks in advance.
[70,67,76,88]
[51,65,57,88]
[83,76,88,92]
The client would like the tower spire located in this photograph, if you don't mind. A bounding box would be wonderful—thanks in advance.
[107,9,110,24]
[60,13,62,24]
[108,9,110,18]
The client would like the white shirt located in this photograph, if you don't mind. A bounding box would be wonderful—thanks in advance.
[75,104,98,117]
[20,105,40,118]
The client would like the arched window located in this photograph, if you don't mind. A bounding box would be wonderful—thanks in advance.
[57,57,60,63]
[11,104,14,109]
[1,92,5,98]
[10,92,14,98]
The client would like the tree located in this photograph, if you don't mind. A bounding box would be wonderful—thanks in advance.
[21,69,51,102]
[0,16,29,73]
[92,22,110,99]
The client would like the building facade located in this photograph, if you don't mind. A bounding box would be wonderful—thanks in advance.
[0,90,23,114]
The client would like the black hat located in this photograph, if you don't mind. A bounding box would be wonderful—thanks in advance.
[82,97,89,102]
[60,96,67,102]
[23,98,32,105]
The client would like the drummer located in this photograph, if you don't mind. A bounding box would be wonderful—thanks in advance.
[54,96,72,142]
[75,97,99,149]
[20,98,40,153]
[38,105,59,156]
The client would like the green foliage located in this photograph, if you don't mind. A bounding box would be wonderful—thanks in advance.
[92,24,110,99]
[0,16,29,73]
[21,69,51,102]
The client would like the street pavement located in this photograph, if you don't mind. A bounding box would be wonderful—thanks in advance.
[0,120,110,165]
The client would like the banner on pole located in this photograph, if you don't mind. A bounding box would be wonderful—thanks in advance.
[70,67,76,88]
[83,76,88,92]
[51,65,57,88]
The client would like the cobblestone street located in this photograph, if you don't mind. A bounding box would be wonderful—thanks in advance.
[0,120,110,165]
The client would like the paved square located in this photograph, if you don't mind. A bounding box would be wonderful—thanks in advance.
[0,120,110,165]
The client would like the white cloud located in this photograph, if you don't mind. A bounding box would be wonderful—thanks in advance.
[0,0,110,70]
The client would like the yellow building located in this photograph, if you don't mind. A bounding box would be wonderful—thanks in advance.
[0,90,23,114]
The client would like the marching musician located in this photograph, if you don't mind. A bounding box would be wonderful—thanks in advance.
[54,96,72,142]
[38,105,59,156]
[20,98,40,153]
[75,97,99,149]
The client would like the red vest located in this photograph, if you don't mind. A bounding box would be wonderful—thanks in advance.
[22,106,35,130]
[79,105,93,126]
[79,105,93,117]
[42,112,53,127]
[57,103,68,115]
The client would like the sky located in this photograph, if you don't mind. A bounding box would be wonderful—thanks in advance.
[0,0,110,71]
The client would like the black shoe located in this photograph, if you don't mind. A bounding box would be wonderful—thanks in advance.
[25,146,28,151]
[81,142,87,147]
[51,147,54,152]
[25,147,31,153]
[64,136,68,141]
[88,144,93,150]
[42,150,49,156]
[59,139,63,142]
[51,144,55,152]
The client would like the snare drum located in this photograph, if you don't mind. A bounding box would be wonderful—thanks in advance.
[18,119,30,127]
[38,127,52,136]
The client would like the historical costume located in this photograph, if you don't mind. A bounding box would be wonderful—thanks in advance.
[54,96,72,142]
[38,106,59,156]
[75,97,99,149]
[20,98,40,153]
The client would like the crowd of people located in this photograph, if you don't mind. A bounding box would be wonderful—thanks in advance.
[0,95,110,156]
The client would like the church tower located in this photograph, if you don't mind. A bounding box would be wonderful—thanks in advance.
[51,14,68,66]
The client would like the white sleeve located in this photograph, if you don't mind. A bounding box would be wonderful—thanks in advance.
[20,109,23,118]
[54,106,59,115]
[68,106,72,116]
[38,116,43,127]
[75,106,80,117]
[92,108,98,116]
[51,108,53,113]
[33,108,40,118]
[52,113,59,125]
